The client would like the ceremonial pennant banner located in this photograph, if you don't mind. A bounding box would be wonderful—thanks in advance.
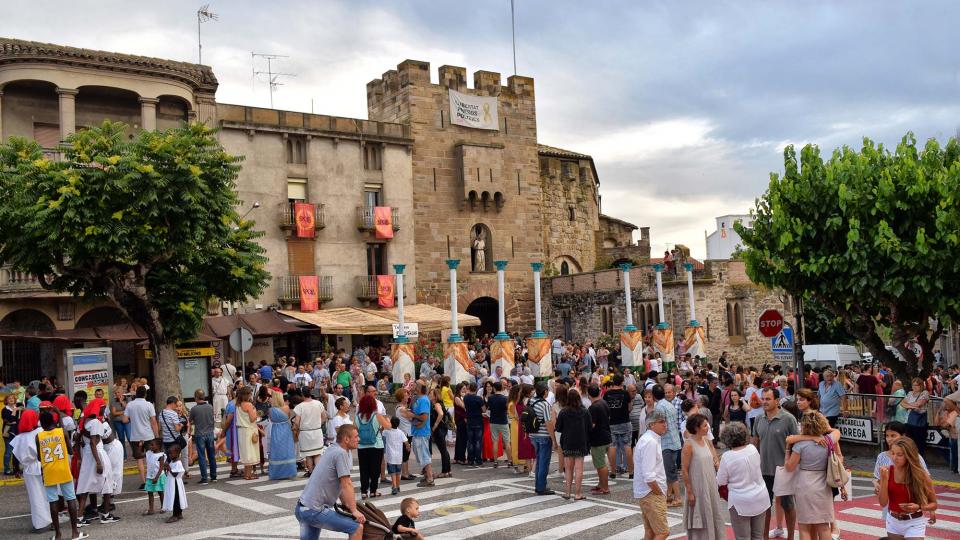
[526,336,552,377]
[620,329,644,368]
[491,338,516,375]
[390,342,416,386]
[376,275,395,308]
[294,202,315,238]
[683,325,707,359]
[449,89,499,131]
[443,341,474,384]
[374,206,394,239]
[299,275,319,311]
[653,327,675,364]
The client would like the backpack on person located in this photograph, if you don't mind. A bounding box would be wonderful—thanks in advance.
[357,415,379,446]
[521,398,544,434]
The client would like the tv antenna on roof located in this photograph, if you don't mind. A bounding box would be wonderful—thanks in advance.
[252,52,296,109]
[197,4,218,64]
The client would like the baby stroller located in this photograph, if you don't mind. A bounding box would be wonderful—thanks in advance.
[335,501,408,540]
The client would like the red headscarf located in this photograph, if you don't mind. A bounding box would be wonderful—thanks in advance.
[18,409,39,433]
[79,398,106,431]
[53,394,73,417]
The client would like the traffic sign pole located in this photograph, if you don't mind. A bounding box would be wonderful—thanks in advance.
[784,321,801,391]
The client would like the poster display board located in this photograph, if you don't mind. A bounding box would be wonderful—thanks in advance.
[390,342,416,387]
[65,347,113,404]
[491,338,515,376]
[443,341,473,385]
[683,325,706,359]
[526,336,551,378]
[620,330,643,368]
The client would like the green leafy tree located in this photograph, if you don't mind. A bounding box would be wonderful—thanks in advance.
[736,134,960,381]
[0,121,269,401]
[801,296,857,345]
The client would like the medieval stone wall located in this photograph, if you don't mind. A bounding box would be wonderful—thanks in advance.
[543,260,795,366]
[539,155,599,275]
[367,61,541,332]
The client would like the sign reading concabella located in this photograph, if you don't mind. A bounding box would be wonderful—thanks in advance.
[449,89,499,130]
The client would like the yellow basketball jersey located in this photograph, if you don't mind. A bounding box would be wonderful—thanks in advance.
[37,428,72,486]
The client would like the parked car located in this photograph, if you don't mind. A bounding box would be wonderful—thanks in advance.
[802,344,862,370]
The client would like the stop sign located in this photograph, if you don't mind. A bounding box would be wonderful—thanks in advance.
[758,309,784,338]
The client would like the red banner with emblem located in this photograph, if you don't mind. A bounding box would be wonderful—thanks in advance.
[374,206,393,239]
[299,275,319,311]
[376,275,395,308]
[294,202,315,238]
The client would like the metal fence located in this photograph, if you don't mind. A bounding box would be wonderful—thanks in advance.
[838,392,948,448]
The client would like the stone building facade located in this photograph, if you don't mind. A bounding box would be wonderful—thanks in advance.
[366,61,611,334]
[543,260,796,365]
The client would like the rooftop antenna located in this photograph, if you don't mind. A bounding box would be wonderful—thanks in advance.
[197,4,218,64]
[510,0,517,75]
[252,52,295,109]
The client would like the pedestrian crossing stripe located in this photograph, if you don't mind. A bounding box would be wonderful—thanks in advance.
[519,508,635,540]
[193,488,287,515]
[842,506,960,534]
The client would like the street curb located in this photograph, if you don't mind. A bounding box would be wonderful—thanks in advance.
[0,457,228,487]
[850,467,960,489]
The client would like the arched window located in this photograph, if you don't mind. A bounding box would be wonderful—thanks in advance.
[727,300,745,341]
[560,261,570,275]
[286,140,294,163]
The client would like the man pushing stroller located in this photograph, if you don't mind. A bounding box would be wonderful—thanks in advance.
[295,424,365,540]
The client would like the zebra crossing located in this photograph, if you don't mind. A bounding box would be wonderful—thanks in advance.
[158,460,957,540]
[164,462,677,540]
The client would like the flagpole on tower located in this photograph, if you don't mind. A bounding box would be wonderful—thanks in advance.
[510,0,517,76]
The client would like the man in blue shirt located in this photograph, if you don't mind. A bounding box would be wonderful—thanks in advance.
[258,360,274,382]
[652,384,683,507]
[817,368,846,427]
[410,383,434,487]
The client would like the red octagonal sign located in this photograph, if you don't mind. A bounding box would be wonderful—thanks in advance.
[758,309,784,338]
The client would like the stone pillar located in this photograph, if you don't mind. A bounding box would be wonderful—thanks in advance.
[653,263,666,323]
[494,260,509,339]
[446,259,462,342]
[531,262,546,337]
[393,264,408,343]
[620,262,637,331]
[684,262,697,324]
[56,88,79,141]
[139,97,159,131]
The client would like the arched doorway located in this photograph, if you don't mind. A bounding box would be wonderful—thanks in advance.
[0,309,56,385]
[76,306,127,328]
[465,297,498,339]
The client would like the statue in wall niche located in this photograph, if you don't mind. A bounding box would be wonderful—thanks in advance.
[473,226,487,272]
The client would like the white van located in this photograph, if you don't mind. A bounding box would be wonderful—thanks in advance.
[801,344,862,370]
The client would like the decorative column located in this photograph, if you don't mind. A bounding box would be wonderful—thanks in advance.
[56,88,78,141]
[531,262,546,338]
[443,259,470,384]
[683,262,705,360]
[491,260,515,376]
[139,97,159,131]
[526,262,552,378]
[651,263,676,372]
[390,264,415,388]
[619,263,642,370]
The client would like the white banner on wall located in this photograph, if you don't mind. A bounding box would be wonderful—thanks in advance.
[449,89,499,130]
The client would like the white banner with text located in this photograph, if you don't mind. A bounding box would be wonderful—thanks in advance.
[449,89,499,130]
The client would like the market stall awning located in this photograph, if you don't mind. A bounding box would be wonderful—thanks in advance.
[0,323,147,342]
[279,305,481,335]
[201,310,312,339]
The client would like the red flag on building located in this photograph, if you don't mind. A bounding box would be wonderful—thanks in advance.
[294,202,315,238]
[376,275,395,308]
[299,275,319,311]
[374,206,393,239]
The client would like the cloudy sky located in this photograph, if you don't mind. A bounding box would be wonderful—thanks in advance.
[5,1,960,258]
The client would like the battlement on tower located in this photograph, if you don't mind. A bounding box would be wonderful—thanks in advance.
[366,60,534,123]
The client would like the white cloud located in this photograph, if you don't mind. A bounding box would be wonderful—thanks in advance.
[553,118,716,164]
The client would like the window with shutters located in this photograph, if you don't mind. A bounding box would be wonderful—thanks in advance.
[33,123,60,148]
[287,240,315,276]
[600,305,614,335]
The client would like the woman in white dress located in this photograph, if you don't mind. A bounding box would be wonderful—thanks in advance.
[75,398,117,524]
[293,392,327,476]
[11,409,51,531]
[100,419,124,497]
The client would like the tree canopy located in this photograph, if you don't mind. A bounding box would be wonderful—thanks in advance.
[736,133,960,380]
[0,121,269,399]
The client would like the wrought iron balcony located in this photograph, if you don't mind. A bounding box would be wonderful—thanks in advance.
[355,275,404,302]
[356,206,400,232]
[279,202,325,233]
[277,275,334,304]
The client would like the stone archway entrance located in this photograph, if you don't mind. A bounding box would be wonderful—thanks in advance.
[465,296,498,339]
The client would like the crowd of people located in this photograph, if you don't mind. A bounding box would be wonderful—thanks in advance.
[1,334,957,540]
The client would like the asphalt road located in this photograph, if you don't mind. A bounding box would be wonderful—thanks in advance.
[0,452,956,540]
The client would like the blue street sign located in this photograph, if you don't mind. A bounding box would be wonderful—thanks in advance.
[771,327,794,353]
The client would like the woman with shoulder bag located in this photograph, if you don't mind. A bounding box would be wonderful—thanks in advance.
[430,387,452,478]
[355,394,390,499]
[785,411,844,540]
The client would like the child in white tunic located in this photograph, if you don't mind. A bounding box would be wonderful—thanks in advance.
[162,443,188,522]
[101,420,124,496]
[10,411,51,531]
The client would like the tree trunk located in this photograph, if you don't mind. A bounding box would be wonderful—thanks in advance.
[152,339,181,404]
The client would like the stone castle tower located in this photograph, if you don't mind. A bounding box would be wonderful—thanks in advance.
[367,61,542,334]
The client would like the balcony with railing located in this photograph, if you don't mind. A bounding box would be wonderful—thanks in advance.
[277,275,334,306]
[0,266,44,293]
[279,202,325,235]
[356,206,400,232]
[355,275,405,302]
